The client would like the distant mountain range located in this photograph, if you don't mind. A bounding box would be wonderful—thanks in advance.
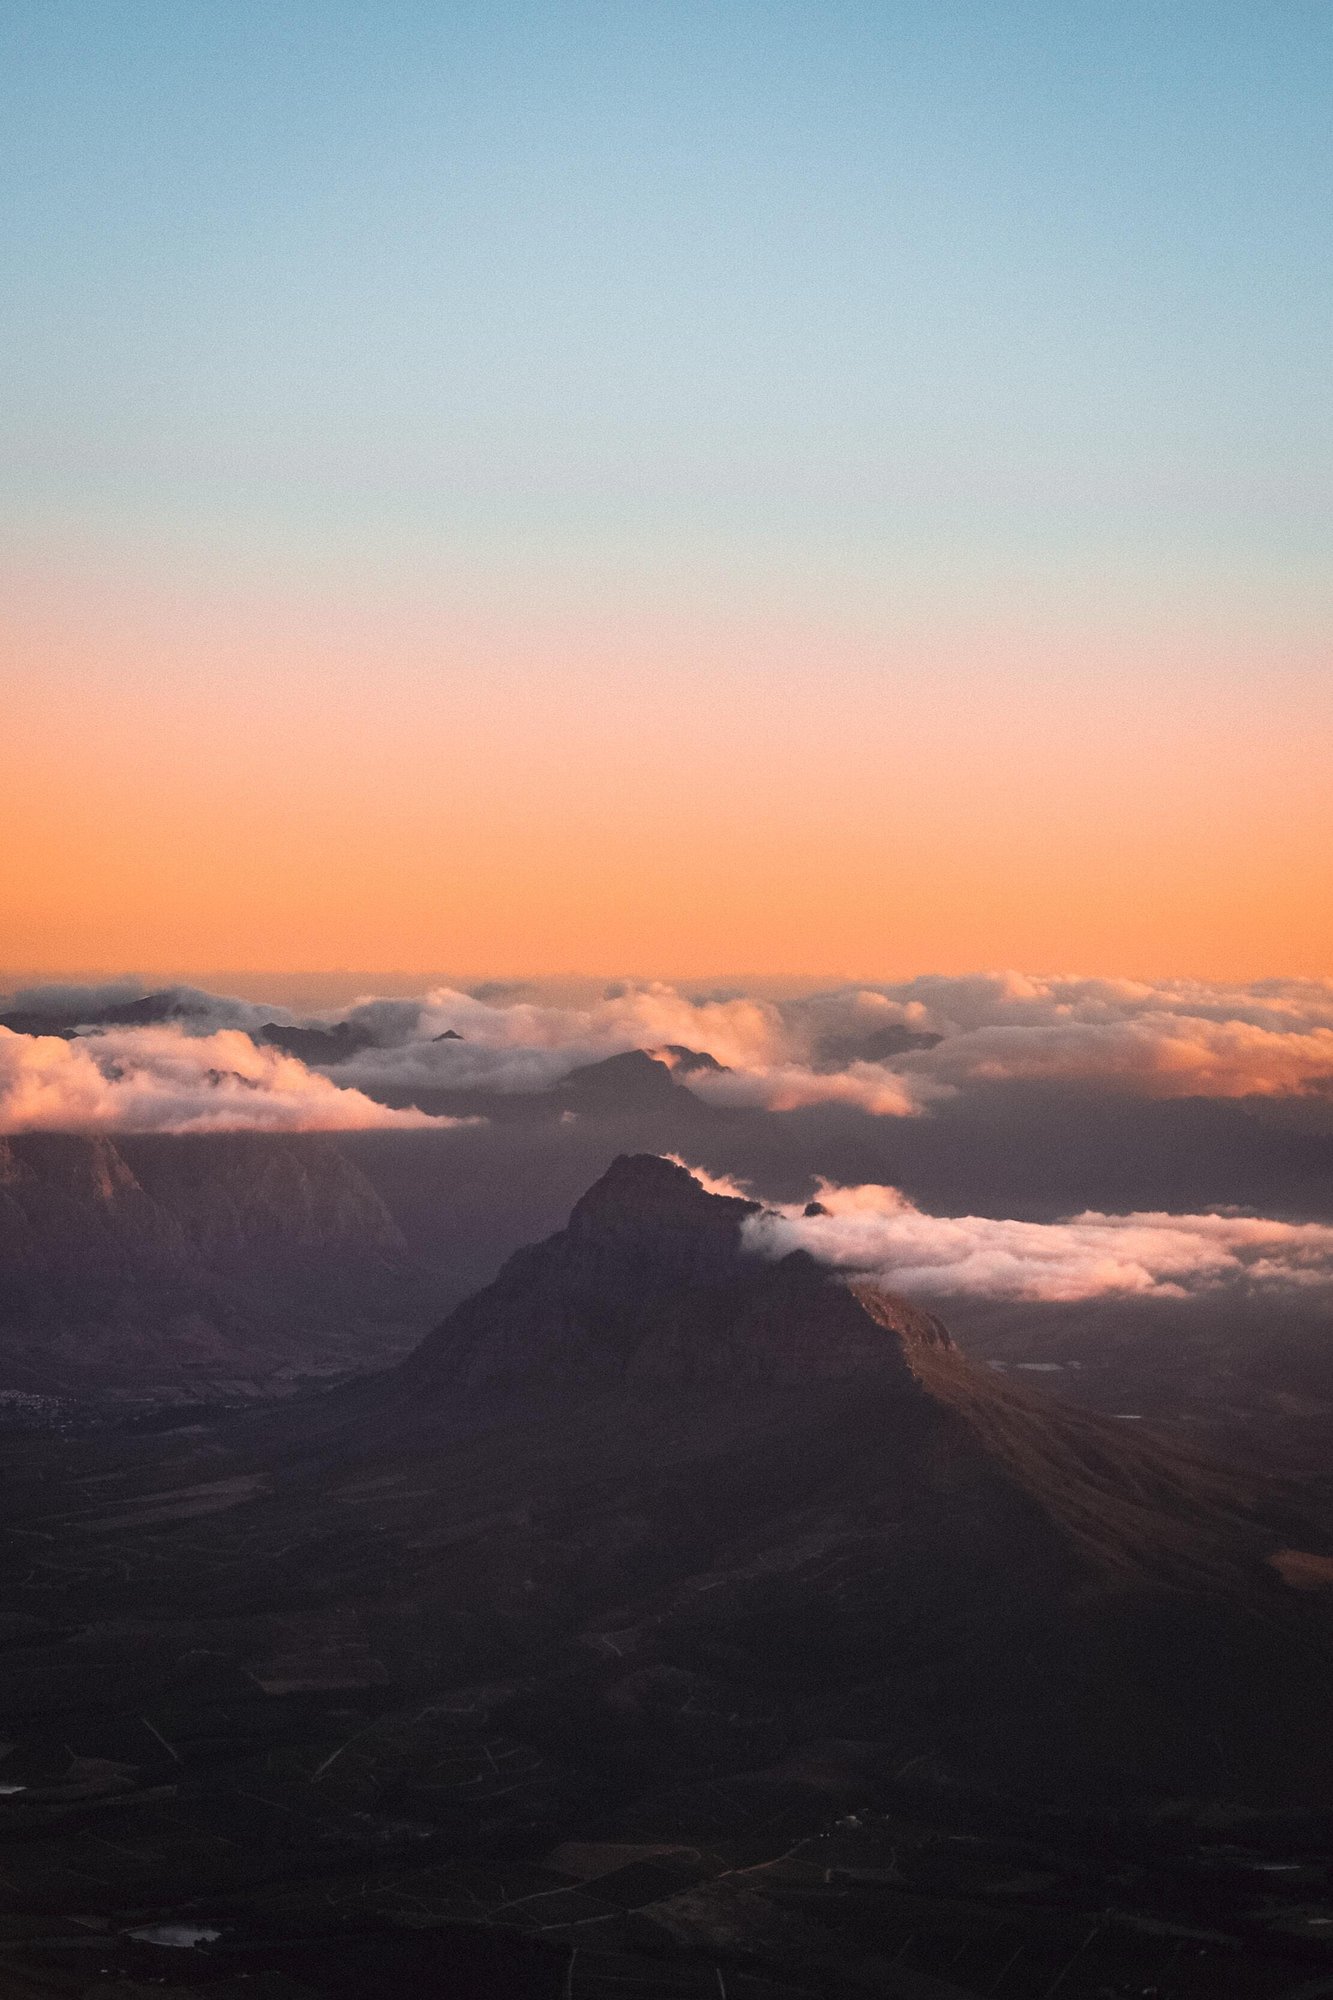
[0,987,939,1075]
[362,1045,724,1124]
[0,991,200,1036]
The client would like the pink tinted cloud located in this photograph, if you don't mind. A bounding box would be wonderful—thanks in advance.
[13,973,1333,1116]
[0,1026,461,1135]
[351,975,1333,1106]
[741,1178,1333,1302]
[905,1012,1333,1099]
[682,1061,929,1116]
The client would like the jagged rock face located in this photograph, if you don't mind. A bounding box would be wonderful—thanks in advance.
[0,1133,416,1394]
[0,1134,186,1278]
[329,1158,1333,1815]
[0,1131,404,1272]
[565,1151,759,1267]
[389,1158,1307,1607]
[406,1153,952,1398]
[123,1132,406,1261]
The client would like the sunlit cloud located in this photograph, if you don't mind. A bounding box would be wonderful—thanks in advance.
[330,974,1333,1108]
[7,973,1333,1119]
[0,1026,462,1135]
[682,1061,930,1116]
[741,1177,1333,1303]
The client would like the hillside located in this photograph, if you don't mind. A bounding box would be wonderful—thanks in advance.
[0,1157,1331,1993]
[0,1131,424,1398]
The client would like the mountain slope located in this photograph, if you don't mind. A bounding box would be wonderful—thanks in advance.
[0,1131,422,1396]
[1,1157,1333,1993]
[286,1154,1333,1805]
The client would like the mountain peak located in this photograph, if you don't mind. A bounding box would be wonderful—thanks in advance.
[404,1156,952,1400]
[568,1151,757,1234]
[651,1043,730,1075]
[552,1051,691,1112]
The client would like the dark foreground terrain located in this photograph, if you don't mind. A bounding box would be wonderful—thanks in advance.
[1,1157,1332,1998]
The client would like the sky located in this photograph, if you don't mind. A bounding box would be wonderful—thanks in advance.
[3,1,1330,979]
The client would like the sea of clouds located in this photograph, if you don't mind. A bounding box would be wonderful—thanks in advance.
[3,971,1333,1135]
[307,973,1333,1108]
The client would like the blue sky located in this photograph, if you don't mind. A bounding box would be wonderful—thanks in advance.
[4,0,1329,614]
[3,2,1331,979]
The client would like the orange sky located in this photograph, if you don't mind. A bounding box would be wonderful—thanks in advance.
[6,2,1332,989]
[4,565,1330,983]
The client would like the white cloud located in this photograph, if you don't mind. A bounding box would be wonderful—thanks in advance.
[11,973,1333,1116]
[337,974,1333,1107]
[740,1177,1333,1302]
[0,1026,464,1135]
[682,1061,931,1116]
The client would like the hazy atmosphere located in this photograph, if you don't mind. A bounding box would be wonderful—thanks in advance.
[4,7,1332,1997]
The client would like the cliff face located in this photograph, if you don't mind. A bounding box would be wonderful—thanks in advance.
[119,1132,406,1262]
[0,1131,403,1262]
[0,1132,417,1396]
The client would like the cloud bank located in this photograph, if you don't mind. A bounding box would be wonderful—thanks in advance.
[5,971,1333,1130]
[0,1027,457,1135]
[280,973,1333,1112]
[741,1178,1333,1303]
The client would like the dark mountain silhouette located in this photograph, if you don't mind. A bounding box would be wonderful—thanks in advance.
[810,1023,943,1067]
[0,1132,426,1396]
[256,1019,377,1064]
[2,1156,1333,1995]
[549,1049,717,1118]
[366,1047,718,1125]
[397,1151,948,1400]
[652,1042,730,1074]
[0,1009,82,1038]
[290,1156,1333,1813]
[1,999,383,1067]
[0,989,194,1037]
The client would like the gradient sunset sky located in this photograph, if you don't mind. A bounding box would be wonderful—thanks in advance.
[3,2,1330,980]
